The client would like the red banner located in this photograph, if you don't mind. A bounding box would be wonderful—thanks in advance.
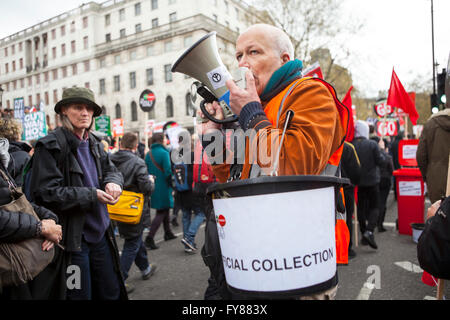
[302,62,323,79]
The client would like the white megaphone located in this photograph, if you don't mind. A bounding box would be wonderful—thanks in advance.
[171,32,246,124]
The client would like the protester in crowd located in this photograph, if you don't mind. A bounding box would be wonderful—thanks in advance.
[0,138,62,300]
[137,138,146,160]
[0,118,31,186]
[417,196,450,281]
[181,137,214,254]
[27,87,127,300]
[340,141,361,259]
[377,138,394,232]
[352,120,386,250]
[110,132,156,293]
[389,131,404,200]
[198,24,346,299]
[144,132,177,250]
[416,105,450,204]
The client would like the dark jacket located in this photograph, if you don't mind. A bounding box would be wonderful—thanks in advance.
[110,149,153,239]
[28,127,126,299]
[352,137,386,187]
[7,141,31,187]
[0,162,57,244]
[341,141,361,188]
[416,109,450,203]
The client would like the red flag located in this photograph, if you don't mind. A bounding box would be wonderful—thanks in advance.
[342,86,354,141]
[303,62,323,79]
[421,271,437,287]
[387,69,419,125]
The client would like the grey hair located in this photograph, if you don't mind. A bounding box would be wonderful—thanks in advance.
[242,24,295,60]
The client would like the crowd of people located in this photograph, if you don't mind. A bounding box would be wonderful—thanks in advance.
[0,22,448,301]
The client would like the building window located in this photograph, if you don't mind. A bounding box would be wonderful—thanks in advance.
[45,92,49,105]
[152,18,158,28]
[169,12,177,23]
[84,60,90,72]
[166,95,174,118]
[120,29,126,38]
[36,93,41,106]
[184,36,193,48]
[72,64,77,75]
[105,33,111,42]
[12,61,16,72]
[35,74,40,84]
[19,42,22,52]
[62,66,67,78]
[52,69,58,80]
[164,41,172,52]
[71,40,76,53]
[105,14,110,26]
[4,48,7,57]
[44,71,49,82]
[20,79,24,88]
[129,72,136,89]
[130,50,137,61]
[164,64,172,82]
[146,68,153,85]
[115,103,121,119]
[52,47,56,59]
[151,0,158,10]
[147,45,155,56]
[61,43,66,56]
[114,75,120,91]
[51,29,56,39]
[119,9,125,21]
[186,93,193,116]
[99,79,106,94]
[11,45,15,55]
[83,16,88,28]
[131,101,138,121]
[27,76,32,86]
[29,95,33,107]
[114,55,121,64]
[19,58,23,69]
[148,107,155,120]
[4,63,8,74]
[53,89,58,103]
[135,3,141,16]
[70,21,76,33]
[83,36,88,49]
[135,24,142,33]
[99,58,106,68]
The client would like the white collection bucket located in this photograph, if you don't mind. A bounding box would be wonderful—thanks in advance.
[208,175,348,298]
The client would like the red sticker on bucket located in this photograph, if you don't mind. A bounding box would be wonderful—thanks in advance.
[217,215,226,227]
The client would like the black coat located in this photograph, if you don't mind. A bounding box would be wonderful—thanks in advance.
[340,141,361,188]
[7,141,31,187]
[28,127,126,300]
[110,149,153,239]
[0,163,57,244]
[352,137,387,187]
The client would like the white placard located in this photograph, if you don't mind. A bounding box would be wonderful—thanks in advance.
[399,181,422,196]
[403,145,418,160]
[212,187,336,292]
[206,65,231,90]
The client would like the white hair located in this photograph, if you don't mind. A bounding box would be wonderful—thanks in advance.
[242,24,294,60]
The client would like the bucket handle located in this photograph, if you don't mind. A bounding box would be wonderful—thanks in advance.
[270,110,294,177]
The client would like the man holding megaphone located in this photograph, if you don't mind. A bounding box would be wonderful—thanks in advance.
[196,24,348,299]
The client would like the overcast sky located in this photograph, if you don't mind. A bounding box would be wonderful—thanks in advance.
[0,0,449,98]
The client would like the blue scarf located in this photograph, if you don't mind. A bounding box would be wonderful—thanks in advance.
[260,59,303,102]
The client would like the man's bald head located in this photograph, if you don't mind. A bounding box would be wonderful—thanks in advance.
[240,24,294,61]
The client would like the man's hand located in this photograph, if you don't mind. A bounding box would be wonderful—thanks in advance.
[196,101,224,136]
[225,70,261,116]
[427,200,441,220]
[105,183,122,201]
[97,189,118,205]
[40,219,62,245]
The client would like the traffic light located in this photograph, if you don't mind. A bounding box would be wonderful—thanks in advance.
[437,68,446,105]
[430,93,439,114]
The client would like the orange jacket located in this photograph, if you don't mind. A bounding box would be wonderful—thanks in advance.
[211,78,346,182]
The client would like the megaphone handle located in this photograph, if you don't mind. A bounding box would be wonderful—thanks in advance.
[199,100,239,124]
